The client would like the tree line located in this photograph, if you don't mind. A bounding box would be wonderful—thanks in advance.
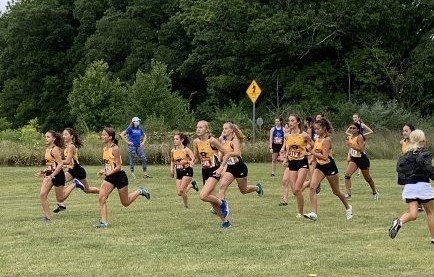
[1,0,433,133]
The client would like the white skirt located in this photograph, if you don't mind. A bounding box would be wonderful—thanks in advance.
[402,182,434,201]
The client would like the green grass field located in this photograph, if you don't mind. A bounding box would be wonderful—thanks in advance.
[1,161,433,277]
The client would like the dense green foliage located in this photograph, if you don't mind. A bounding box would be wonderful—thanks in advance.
[1,0,434,132]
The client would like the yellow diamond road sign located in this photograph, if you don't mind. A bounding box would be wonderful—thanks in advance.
[246,80,261,103]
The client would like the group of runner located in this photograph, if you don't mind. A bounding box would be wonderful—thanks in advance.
[269,113,378,221]
[38,126,150,228]
[36,114,434,244]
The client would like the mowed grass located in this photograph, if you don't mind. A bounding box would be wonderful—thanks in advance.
[1,161,433,277]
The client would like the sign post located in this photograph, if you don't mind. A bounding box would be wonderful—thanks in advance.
[246,80,262,143]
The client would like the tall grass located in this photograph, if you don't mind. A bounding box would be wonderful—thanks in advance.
[0,129,420,166]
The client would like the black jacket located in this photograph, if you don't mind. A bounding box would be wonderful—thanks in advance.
[396,147,434,185]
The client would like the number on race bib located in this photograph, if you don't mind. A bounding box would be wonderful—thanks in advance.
[273,137,283,144]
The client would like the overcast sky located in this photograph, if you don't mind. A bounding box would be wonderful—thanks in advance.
[0,0,9,12]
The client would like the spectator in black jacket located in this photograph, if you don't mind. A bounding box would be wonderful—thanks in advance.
[389,129,434,245]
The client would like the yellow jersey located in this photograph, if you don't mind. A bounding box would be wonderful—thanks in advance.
[401,140,410,154]
[44,147,57,174]
[196,139,220,168]
[103,146,121,174]
[285,133,307,160]
[348,135,362,157]
[222,139,240,165]
[171,148,191,170]
[313,137,331,165]
[63,146,79,169]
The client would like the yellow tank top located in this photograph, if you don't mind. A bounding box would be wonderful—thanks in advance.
[196,139,220,168]
[44,147,57,174]
[222,139,240,165]
[63,146,79,169]
[103,146,122,174]
[348,135,362,157]
[401,140,410,154]
[285,133,307,160]
[171,148,190,170]
[313,137,331,165]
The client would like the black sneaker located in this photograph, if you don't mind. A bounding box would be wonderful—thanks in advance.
[138,186,151,200]
[53,204,66,213]
[256,183,264,197]
[316,183,321,194]
[278,201,288,206]
[191,180,199,192]
[221,220,231,229]
[388,218,401,239]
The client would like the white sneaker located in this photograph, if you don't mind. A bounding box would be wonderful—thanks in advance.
[296,213,302,218]
[345,205,353,220]
[372,192,379,200]
[303,212,318,221]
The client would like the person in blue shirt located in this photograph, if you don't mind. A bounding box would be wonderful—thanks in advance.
[120,117,151,179]
[269,117,285,176]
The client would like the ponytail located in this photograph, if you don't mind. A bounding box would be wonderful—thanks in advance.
[64,127,83,148]
[46,130,64,148]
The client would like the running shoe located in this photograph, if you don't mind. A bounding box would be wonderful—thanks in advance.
[388,218,401,239]
[372,192,379,200]
[345,205,353,220]
[303,212,318,221]
[221,221,231,229]
[345,193,352,201]
[95,221,108,228]
[138,186,151,200]
[53,204,66,213]
[143,174,152,178]
[210,207,217,215]
[220,199,229,218]
[316,183,321,194]
[72,178,85,191]
[278,201,288,206]
[256,183,264,197]
[191,180,199,192]
[42,216,51,224]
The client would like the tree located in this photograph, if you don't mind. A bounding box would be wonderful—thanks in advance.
[126,60,194,131]
[68,60,126,132]
[0,0,76,130]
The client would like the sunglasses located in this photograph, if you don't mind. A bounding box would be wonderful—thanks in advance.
[348,127,357,130]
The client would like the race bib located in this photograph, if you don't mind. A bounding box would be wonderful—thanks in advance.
[350,149,362,158]
[227,157,237,165]
[45,163,55,175]
[287,151,301,159]
[273,137,283,144]
[201,159,211,168]
[104,163,112,174]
